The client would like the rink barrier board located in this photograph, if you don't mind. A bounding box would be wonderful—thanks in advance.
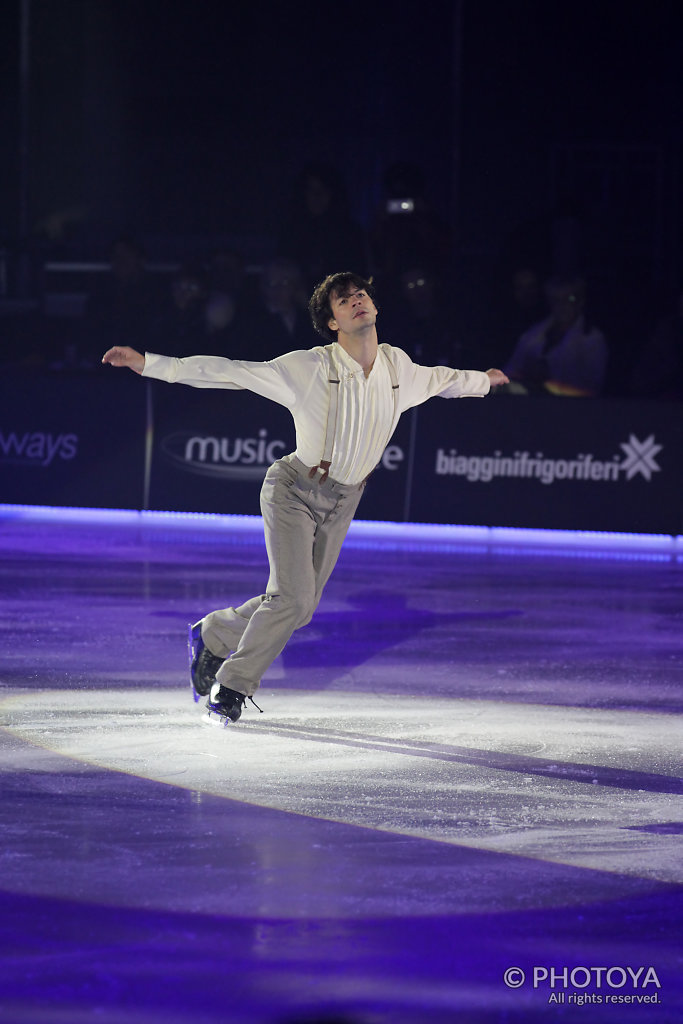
[1,373,681,535]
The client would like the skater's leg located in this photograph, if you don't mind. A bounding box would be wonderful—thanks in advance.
[215,459,363,696]
[200,595,265,658]
[215,460,316,694]
[308,483,364,617]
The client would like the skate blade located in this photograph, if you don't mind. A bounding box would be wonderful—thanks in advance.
[201,709,236,728]
[187,621,200,704]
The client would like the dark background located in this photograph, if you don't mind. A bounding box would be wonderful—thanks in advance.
[2,2,681,283]
[0,0,682,414]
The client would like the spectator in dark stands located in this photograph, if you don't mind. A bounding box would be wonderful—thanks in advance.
[84,237,161,360]
[370,162,451,299]
[381,266,469,367]
[201,290,243,356]
[630,288,683,401]
[489,266,548,366]
[150,265,207,357]
[503,275,607,396]
[204,248,247,311]
[239,258,318,359]
[277,162,367,290]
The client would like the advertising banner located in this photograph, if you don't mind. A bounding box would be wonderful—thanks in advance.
[146,379,413,521]
[409,395,683,534]
[147,381,294,515]
[2,372,681,534]
[0,373,147,509]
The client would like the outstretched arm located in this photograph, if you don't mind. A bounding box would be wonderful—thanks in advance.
[486,368,510,387]
[102,346,145,374]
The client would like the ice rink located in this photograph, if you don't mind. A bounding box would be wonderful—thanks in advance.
[1,506,681,1024]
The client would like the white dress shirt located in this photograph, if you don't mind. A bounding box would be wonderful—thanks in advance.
[142,342,490,485]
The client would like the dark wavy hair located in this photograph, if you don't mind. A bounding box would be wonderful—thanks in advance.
[308,271,375,343]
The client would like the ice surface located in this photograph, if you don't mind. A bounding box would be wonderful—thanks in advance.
[3,689,682,902]
[0,508,681,1024]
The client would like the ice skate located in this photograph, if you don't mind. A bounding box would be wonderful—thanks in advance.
[188,621,225,702]
[202,682,264,727]
[203,683,247,726]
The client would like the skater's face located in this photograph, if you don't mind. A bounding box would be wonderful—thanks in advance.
[327,287,377,337]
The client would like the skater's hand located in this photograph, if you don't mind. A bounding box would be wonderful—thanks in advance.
[102,346,145,374]
[486,368,510,388]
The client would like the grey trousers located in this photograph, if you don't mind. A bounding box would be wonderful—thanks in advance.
[201,454,365,696]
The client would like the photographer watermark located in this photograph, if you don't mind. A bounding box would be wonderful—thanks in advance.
[503,965,662,1005]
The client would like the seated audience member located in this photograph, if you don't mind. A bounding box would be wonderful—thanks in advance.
[204,247,248,316]
[504,275,607,396]
[150,265,207,357]
[239,258,318,360]
[277,162,367,290]
[383,266,474,367]
[487,266,546,366]
[630,288,683,401]
[201,290,243,355]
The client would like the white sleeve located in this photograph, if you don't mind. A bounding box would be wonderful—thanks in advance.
[141,350,319,409]
[388,346,490,409]
[437,368,491,398]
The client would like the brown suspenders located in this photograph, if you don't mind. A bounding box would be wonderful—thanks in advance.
[308,344,400,484]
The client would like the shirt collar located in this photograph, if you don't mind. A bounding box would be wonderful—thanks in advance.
[333,341,380,377]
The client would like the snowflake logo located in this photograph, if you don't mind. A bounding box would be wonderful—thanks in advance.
[619,434,662,481]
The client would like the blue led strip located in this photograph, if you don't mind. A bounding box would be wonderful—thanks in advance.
[0,503,680,559]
